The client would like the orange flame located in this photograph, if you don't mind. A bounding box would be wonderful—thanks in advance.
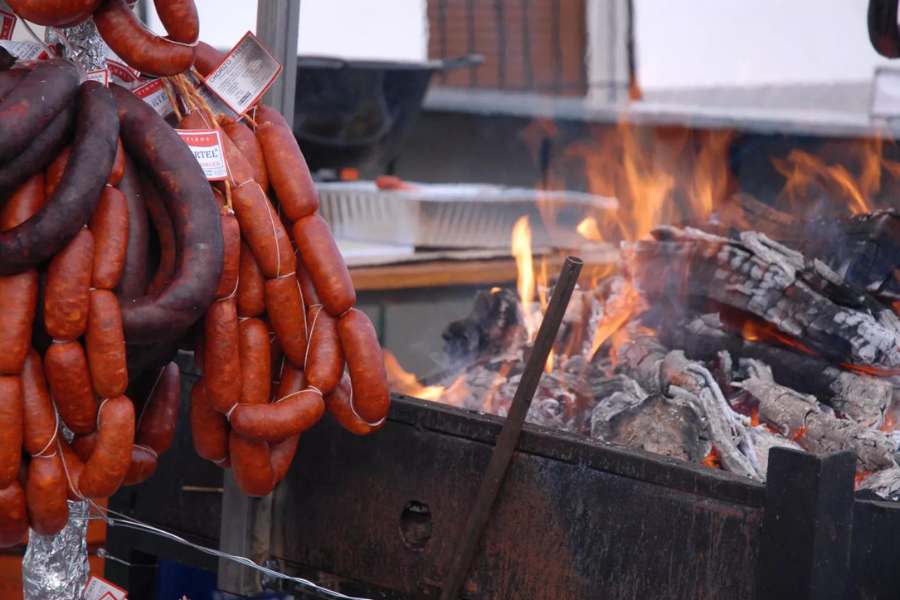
[774,149,873,215]
[702,446,721,469]
[383,351,445,401]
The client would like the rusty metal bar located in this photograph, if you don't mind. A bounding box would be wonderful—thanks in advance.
[440,255,583,600]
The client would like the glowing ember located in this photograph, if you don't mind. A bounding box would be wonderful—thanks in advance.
[576,216,604,241]
[702,446,721,469]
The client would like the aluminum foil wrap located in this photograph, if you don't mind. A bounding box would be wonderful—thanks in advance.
[23,501,90,600]
[46,18,107,72]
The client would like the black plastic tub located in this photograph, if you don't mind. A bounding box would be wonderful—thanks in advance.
[293,54,481,173]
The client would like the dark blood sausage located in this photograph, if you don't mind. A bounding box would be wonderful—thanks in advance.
[85,290,129,398]
[0,481,27,549]
[136,361,180,454]
[215,211,240,298]
[232,181,295,279]
[326,379,385,436]
[0,81,118,275]
[0,174,46,231]
[4,0,103,27]
[0,69,26,102]
[115,157,150,300]
[0,270,37,374]
[292,214,356,317]
[77,395,135,499]
[44,340,98,435]
[0,102,74,196]
[154,0,200,43]
[44,228,94,341]
[264,275,307,368]
[222,117,268,192]
[0,59,79,166]
[111,84,223,344]
[94,0,196,77]
[26,452,69,535]
[0,376,22,486]
[22,350,56,457]
[204,298,241,413]
[190,379,229,465]
[337,309,390,424]
[230,388,323,442]
[237,241,265,317]
[90,186,129,290]
[255,105,319,222]
[194,41,225,76]
[141,173,178,296]
[44,147,70,198]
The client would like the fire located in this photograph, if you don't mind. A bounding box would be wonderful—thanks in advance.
[383,351,445,401]
[590,282,642,358]
[774,149,873,215]
[511,216,537,339]
[702,446,721,469]
[576,216,603,242]
[730,311,816,356]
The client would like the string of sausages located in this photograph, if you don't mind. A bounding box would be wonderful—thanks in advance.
[0,0,390,548]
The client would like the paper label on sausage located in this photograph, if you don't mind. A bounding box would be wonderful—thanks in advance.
[86,69,110,86]
[0,9,16,40]
[107,59,140,87]
[176,129,229,181]
[83,575,128,600]
[133,79,173,117]
[202,31,282,115]
[0,40,52,61]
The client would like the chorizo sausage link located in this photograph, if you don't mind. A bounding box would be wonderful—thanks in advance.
[189,379,229,465]
[264,275,307,368]
[0,481,27,549]
[292,214,355,317]
[26,451,69,535]
[232,181,295,279]
[85,290,129,398]
[135,361,180,454]
[0,174,46,232]
[0,269,37,373]
[5,0,102,27]
[22,350,57,457]
[44,228,93,341]
[203,297,241,413]
[305,305,343,395]
[77,395,135,499]
[337,309,390,424]
[237,241,265,317]
[255,105,319,222]
[90,185,130,290]
[45,340,97,435]
[94,0,196,77]
[153,0,200,43]
[0,376,22,487]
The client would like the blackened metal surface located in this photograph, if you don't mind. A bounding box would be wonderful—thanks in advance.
[849,497,900,599]
[756,448,856,600]
[276,396,763,599]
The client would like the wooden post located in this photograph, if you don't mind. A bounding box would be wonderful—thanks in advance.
[217,1,299,594]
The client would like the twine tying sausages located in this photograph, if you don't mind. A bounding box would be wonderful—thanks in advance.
[32,409,60,459]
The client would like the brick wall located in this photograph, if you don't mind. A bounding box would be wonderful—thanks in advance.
[427,0,588,96]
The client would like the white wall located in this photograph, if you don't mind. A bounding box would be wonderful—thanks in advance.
[148,0,427,61]
[634,0,896,90]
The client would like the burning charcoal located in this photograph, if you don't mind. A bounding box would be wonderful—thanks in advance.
[662,313,892,428]
[612,329,763,480]
[790,210,899,306]
[626,226,900,369]
[589,375,649,439]
[442,288,526,366]
[734,360,897,472]
[858,466,900,501]
[602,394,708,463]
[748,427,803,479]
